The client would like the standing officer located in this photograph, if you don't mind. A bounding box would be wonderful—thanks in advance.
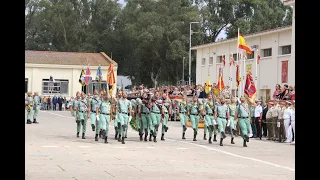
[235,97,250,147]
[177,94,188,139]
[26,92,34,124]
[226,99,235,144]
[188,96,202,141]
[72,92,81,137]
[33,92,40,123]
[140,93,151,141]
[278,101,286,142]
[272,100,280,141]
[265,102,274,140]
[149,93,162,142]
[204,94,215,144]
[98,93,112,143]
[117,91,132,144]
[89,89,101,141]
[214,97,229,146]
[76,92,89,139]
[161,93,171,141]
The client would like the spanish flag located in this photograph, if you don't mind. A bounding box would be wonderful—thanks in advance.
[216,69,224,92]
[239,34,252,54]
[244,70,257,104]
[205,77,212,94]
[236,65,240,87]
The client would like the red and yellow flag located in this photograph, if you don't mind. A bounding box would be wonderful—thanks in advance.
[239,34,252,54]
[222,55,226,67]
[216,68,224,92]
[236,65,240,87]
[244,70,257,104]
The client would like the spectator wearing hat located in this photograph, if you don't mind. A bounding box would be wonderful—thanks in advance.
[254,100,263,139]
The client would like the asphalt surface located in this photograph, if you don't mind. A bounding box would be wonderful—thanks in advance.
[26,110,295,180]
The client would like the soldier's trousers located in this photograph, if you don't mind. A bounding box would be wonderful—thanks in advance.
[238,117,250,141]
[272,117,279,139]
[136,115,141,134]
[91,112,100,135]
[141,114,149,134]
[162,114,169,135]
[251,117,257,136]
[99,114,110,136]
[190,115,200,133]
[114,114,120,129]
[27,109,33,120]
[266,118,274,139]
[33,106,39,119]
[216,117,227,138]
[179,113,188,133]
[118,113,129,137]
[150,112,161,137]
[204,115,214,137]
[228,116,235,138]
[73,109,77,118]
[78,112,88,134]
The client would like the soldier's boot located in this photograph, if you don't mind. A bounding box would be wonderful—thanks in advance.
[149,131,153,141]
[204,134,207,140]
[99,130,102,138]
[161,134,165,141]
[118,135,122,142]
[182,133,186,139]
[243,139,247,147]
[213,135,217,142]
[221,132,227,139]
[101,130,106,139]
[26,119,32,124]
[104,136,108,144]
[244,135,249,142]
[92,124,95,131]
[121,137,125,144]
[95,134,98,141]
[183,125,187,132]
[193,129,197,141]
[114,127,118,139]
[139,133,143,141]
[208,137,212,144]
[153,135,157,143]
[33,119,39,124]
[144,133,148,142]
[231,137,235,144]
[220,138,223,146]
[77,132,80,138]
[82,133,86,139]
[164,125,169,132]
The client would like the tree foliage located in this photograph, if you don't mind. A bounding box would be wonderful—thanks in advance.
[25,0,292,87]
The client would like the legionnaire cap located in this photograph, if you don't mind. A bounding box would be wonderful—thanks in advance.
[280,101,286,105]
[286,101,292,105]
[269,102,274,105]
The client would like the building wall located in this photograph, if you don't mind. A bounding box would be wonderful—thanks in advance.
[25,64,117,97]
[195,28,293,101]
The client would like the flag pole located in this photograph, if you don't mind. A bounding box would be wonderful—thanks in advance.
[229,53,233,97]
[243,50,246,97]
[237,28,240,97]
[255,49,258,92]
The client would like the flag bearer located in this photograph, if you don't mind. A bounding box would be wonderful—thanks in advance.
[235,97,251,147]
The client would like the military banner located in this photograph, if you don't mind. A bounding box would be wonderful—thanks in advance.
[244,70,257,104]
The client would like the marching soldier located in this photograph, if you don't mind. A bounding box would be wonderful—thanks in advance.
[33,92,40,123]
[149,93,162,142]
[117,91,132,144]
[89,89,101,141]
[226,99,235,144]
[203,94,215,144]
[266,102,274,140]
[135,98,144,141]
[160,93,171,141]
[177,94,188,139]
[188,96,203,141]
[113,92,122,140]
[140,93,151,141]
[214,97,229,146]
[26,92,34,124]
[235,97,250,147]
[76,92,90,139]
[72,92,81,137]
[98,93,112,143]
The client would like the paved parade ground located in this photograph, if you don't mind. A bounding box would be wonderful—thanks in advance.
[26,111,295,180]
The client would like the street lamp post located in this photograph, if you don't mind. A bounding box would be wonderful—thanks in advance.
[189,21,199,86]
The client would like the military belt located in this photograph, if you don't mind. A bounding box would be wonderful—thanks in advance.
[101,113,110,115]
[164,112,168,114]
[120,112,128,115]
[142,112,149,115]
[79,111,87,113]
[91,110,96,113]
[207,113,214,116]
[191,113,198,115]
[218,116,226,119]
[151,111,160,114]
[239,117,248,118]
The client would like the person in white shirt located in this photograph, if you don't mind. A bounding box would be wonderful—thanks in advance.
[283,101,293,143]
[290,101,295,144]
[254,100,263,139]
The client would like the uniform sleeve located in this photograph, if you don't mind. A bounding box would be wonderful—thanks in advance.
[215,106,218,113]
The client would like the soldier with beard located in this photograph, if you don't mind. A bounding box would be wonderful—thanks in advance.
[88,89,101,141]
[203,94,215,144]
[114,92,122,140]
[117,91,132,144]
[149,92,162,142]
[235,97,251,147]
[140,92,151,141]
[160,93,171,141]
[214,97,229,146]
[98,93,112,143]
[177,94,188,139]
[188,96,203,141]
[76,92,90,139]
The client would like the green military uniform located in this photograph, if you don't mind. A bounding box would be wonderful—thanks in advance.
[161,100,170,141]
[89,95,101,141]
[178,100,188,139]
[204,100,215,143]
[72,97,81,137]
[188,100,202,141]
[77,97,89,139]
[141,99,150,141]
[99,98,111,143]
[236,103,250,147]
[117,98,131,144]
[33,95,40,123]
[112,99,121,140]
[26,96,34,124]
[215,103,229,145]
[150,99,162,142]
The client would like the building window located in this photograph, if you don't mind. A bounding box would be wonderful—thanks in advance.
[25,78,28,93]
[246,51,255,59]
[202,58,206,66]
[42,79,69,95]
[262,48,272,57]
[233,53,238,61]
[216,56,222,63]
[280,45,291,55]
[209,57,213,65]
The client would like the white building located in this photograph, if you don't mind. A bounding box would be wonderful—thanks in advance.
[25,50,118,97]
[191,25,294,101]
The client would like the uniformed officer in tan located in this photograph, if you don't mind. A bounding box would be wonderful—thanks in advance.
[265,102,274,140]
[271,101,280,141]
[278,102,286,142]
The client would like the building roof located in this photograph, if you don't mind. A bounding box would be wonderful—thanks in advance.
[191,25,292,50]
[25,50,117,66]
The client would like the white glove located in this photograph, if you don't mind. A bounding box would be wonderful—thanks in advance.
[213,120,217,125]
[227,120,230,127]
[96,115,100,121]
[129,116,132,122]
